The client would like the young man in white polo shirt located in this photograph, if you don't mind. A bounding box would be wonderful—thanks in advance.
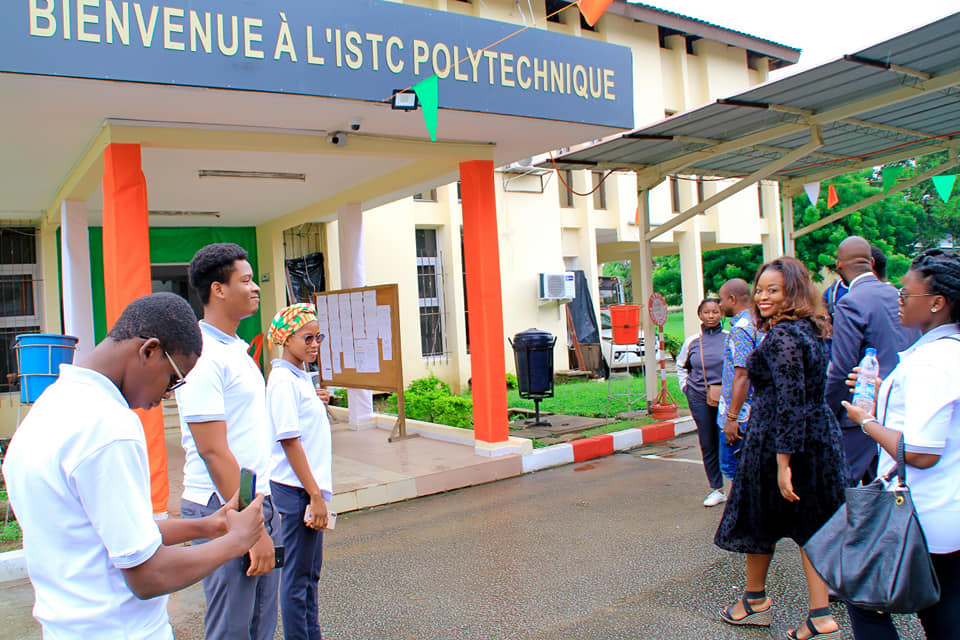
[2,293,265,640]
[177,243,280,640]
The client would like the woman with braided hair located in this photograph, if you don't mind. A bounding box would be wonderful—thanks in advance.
[266,303,334,640]
[842,248,960,640]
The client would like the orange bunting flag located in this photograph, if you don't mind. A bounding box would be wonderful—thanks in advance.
[827,184,839,208]
[579,0,613,26]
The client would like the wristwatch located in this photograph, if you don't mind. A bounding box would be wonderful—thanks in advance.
[859,416,877,434]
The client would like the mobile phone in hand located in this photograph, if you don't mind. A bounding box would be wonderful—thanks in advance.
[241,546,284,572]
[238,468,256,510]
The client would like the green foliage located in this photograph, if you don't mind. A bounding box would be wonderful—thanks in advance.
[662,333,683,359]
[401,374,473,429]
[652,255,681,305]
[505,373,519,389]
[0,520,21,551]
[332,388,348,407]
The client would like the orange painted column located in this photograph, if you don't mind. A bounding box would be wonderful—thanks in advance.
[102,143,168,515]
[459,160,509,443]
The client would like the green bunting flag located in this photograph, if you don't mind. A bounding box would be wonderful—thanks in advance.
[881,166,902,194]
[931,174,957,203]
[413,75,439,142]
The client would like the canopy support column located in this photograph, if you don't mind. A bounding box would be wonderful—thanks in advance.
[60,201,95,358]
[102,143,167,516]
[636,189,658,404]
[460,160,510,452]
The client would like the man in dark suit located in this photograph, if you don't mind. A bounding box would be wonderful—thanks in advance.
[825,237,919,486]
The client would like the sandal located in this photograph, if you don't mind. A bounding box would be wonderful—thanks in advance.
[785,607,841,640]
[718,590,773,627]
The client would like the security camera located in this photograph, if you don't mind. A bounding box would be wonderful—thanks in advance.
[327,132,348,146]
[349,120,361,131]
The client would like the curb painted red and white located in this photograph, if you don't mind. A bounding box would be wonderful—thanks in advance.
[521,416,695,473]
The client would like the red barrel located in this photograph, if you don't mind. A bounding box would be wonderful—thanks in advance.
[609,304,641,344]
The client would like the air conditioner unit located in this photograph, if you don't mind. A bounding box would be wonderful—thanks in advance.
[538,272,576,301]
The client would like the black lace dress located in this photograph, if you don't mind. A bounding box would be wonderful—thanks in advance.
[715,318,847,554]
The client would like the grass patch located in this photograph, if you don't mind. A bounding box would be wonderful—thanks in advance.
[0,520,21,553]
[508,374,687,418]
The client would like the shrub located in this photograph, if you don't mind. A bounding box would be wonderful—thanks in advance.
[505,373,519,389]
[432,396,474,428]
[401,374,473,428]
[662,333,683,360]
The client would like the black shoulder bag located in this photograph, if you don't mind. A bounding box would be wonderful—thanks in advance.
[803,382,941,613]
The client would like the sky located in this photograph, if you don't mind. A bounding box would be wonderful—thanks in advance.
[639,1,956,79]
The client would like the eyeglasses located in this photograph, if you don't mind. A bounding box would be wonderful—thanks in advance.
[291,333,325,345]
[897,288,936,305]
[164,351,187,392]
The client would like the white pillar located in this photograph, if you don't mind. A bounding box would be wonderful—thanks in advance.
[337,204,374,428]
[760,182,784,262]
[636,190,658,404]
[677,225,704,338]
[781,192,796,257]
[60,201,95,357]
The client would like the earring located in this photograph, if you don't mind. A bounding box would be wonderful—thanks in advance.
[931,307,937,313]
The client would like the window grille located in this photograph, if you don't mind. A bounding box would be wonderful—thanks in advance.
[0,227,41,394]
[416,228,448,359]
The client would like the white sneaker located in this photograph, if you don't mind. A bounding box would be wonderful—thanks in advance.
[703,489,726,507]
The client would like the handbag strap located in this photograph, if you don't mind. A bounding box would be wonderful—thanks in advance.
[698,335,709,395]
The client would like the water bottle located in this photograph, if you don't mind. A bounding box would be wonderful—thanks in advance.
[852,348,879,410]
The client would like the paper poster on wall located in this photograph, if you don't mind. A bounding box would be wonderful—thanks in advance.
[376,305,393,360]
[339,293,356,369]
[315,296,334,380]
[354,338,381,373]
[350,291,365,338]
[319,341,334,381]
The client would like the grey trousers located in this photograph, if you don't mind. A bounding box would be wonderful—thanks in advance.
[181,493,282,640]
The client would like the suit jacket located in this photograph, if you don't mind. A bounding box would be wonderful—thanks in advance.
[825,273,920,484]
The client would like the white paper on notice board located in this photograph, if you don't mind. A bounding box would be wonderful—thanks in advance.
[319,340,334,381]
[327,294,341,358]
[354,338,380,373]
[350,291,365,339]
[376,305,393,360]
[363,290,377,338]
[339,294,355,369]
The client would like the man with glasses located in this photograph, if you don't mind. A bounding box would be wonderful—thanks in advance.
[176,243,281,640]
[824,236,919,486]
[2,293,265,639]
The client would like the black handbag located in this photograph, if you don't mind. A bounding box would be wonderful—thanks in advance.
[803,434,940,613]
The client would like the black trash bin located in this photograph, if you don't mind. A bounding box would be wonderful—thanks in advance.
[509,328,557,426]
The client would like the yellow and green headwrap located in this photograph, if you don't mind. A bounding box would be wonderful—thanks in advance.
[267,303,317,348]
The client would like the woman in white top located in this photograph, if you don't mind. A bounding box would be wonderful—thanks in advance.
[265,303,334,640]
[842,248,960,640]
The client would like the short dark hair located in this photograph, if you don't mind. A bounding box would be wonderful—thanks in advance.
[107,292,202,356]
[697,297,721,314]
[910,248,960,324]
[871,245,887,280]
[188,243,249,305]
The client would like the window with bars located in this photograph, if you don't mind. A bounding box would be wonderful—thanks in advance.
[592,171,607,210]
[1,227,41,394]
[416,228,447,358]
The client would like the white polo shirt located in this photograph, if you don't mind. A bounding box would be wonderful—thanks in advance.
[267,359,333,499]
[177,321,271,504]
[877,323,960,554]
[1,366,170,640]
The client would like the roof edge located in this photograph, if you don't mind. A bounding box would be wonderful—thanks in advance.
[609,2,801,68]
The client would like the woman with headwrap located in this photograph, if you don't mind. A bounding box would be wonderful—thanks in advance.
[265,303,333,640]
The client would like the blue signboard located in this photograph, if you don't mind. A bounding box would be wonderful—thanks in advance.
[1,0,634,129]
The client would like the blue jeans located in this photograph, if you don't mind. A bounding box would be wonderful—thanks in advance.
[181,493,281,640]
[718,422,743,480]
[848,550,960,640]
[271,481,325,640]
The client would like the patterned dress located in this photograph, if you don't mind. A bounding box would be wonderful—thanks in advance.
[715,318,847,554]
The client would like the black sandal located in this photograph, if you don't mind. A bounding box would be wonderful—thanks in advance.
[718,589,773,627]
[785,607,841,640]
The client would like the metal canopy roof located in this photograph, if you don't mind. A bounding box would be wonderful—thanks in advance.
[547,11,960,192]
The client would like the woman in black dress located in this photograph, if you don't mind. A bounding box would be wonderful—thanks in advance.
[715,257,847,640]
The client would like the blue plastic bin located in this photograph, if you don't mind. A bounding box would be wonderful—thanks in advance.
[13,334,79,404]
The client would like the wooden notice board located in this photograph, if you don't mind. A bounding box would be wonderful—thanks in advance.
[312,284,408,441]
